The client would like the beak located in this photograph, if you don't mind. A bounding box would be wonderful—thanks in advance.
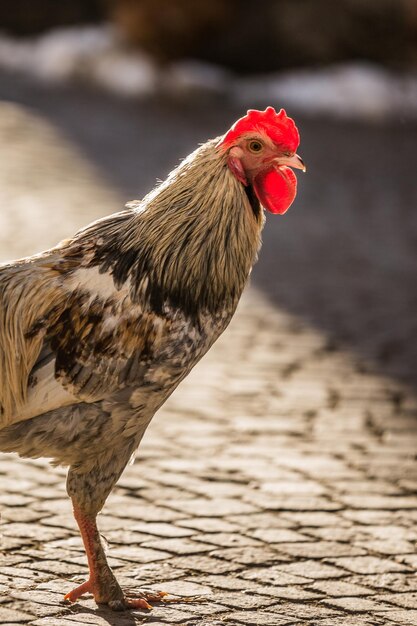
[275,153,306,172]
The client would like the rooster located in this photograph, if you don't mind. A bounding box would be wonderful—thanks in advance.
[0,107,304,610]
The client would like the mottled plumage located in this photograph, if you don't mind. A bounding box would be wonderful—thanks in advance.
[0,108,303,610]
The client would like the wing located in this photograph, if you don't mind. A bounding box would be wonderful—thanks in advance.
[0,251,70,427]
[0,211,171,429]
[48,264,169,405]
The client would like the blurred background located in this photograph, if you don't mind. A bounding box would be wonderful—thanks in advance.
[0,0,416,394]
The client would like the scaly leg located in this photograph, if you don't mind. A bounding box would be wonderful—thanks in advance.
[64,503,166,611]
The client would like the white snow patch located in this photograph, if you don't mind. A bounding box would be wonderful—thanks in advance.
[163,59,231,96]
[0,25,416,120]
[0,25,156,96]
[236,64,417,121]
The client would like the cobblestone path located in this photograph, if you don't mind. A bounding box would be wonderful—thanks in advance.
[0,92,416,626]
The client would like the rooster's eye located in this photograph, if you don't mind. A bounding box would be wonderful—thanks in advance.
[248,140,263,153]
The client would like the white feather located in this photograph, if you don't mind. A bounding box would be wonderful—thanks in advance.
[10,359,79,425]
[67,266,117,300]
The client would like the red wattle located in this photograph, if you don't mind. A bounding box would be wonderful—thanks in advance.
[253,166,297,215]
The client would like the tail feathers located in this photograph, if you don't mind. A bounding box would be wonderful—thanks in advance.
[0,259,67,426]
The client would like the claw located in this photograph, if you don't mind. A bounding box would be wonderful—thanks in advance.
[125,598,153,610]
[125,590,168,602]
[64,580,92,603]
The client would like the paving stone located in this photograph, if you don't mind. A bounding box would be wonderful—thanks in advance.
[39,538,85,555]
[341,510,410,525]
[143,606,206,623]
[0,508,49,523]
[2,575,46,592]
[9,601,65,618]
[281,511,351,526]
[31,615,89,626]
[114,474,151,492]
[33,614,138,626]
[0,605,34,623]
[104,502,185,522]
[222,610,300,625]
[326,556,412,575]
[187,574,302,599]
[164,498,258,517]
[141,487,198,501]
[277,540,366,558]
[311,523,417,544]
[0,555,30,567]
[266,585,321,600]
[248,528,312,543]
[243,493,342,511]
[167,555,242,575]
[195,534,264,552]
[26,560,86,576]
[40,515,79,531]
[176,517,240,533]
[277,601,344,620]
[305,525,358,542]
[131,522,194,538]
[211,591,277,610]
[177,601,229,616]
[99,529,154,545]
[339,495,417,510]
[0,535,34,550]
[10,590,65,607]
[148,580,213,597]
[2,522,71,542]
[374,592,417,609]
[108,546,172,563]
[128,561,188,583]
[29,487,70,500]
[99,516,151,535]
[347,573,417,593]
[141,538,214,555]
[354,538,415,555]
[315,618,387,626]
[226,512,296,529]
[309,580,376,596]
[327,479,403,495]
[0,494,35,506]
[378,609,417,625]
[0,566,52,582]
[397,554,417,569]
[275,560,347,580]
[239,566,312,586]
[360,525,417,541]
[210,546,290,566]
[31,499,72,513]
[259,480,327,495]
[323,596,398,612]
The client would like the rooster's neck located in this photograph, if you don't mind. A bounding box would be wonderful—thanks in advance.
[90,140,264,318]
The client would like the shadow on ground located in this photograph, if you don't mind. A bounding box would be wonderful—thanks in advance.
[1,71,416,391]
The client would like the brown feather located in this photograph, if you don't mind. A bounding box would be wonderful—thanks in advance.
[0,253,68,424]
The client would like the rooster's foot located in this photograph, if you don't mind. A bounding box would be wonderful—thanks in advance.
[64,578,166,611]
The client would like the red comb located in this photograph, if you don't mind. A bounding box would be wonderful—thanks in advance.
[220,106,300,153]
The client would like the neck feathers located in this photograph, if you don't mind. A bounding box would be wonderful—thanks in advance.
[83,140,264,317]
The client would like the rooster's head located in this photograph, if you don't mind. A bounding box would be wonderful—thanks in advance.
[219,106,305,215]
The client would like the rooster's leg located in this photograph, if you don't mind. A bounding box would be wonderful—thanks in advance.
[64,504,165,611]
